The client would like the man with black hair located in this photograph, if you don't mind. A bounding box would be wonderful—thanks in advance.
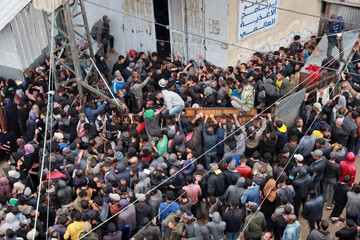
[335,219,357,240]
[112,55,125,75]
[274,204,293,240]
[290,35,303,55]
[182,175,202,217]
[222,199,242,240]
[307,220,334,240]
[275,71,292,97]
[303,189,324,231]
[230,79,254,112]
[158,191,180,224]
[63,211,84,240]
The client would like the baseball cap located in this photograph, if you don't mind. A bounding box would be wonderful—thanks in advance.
[311,149,323,157]
[330,14,338,20]
[294,154,304,162]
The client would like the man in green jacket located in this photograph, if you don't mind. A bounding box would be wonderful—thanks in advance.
[275,71,293,97]
[243,202,266,240]
[231,79,254,112]
[162,210,184,240]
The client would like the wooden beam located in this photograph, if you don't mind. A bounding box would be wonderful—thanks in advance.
[75,79,124,111]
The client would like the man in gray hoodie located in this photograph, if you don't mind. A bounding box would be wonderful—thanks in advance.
[182,212,201,239]
[56,180,72,208]
[220,177,245,205]
[307,220,334,240]
[206,211,226,240]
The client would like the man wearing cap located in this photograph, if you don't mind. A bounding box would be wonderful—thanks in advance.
[309,149,327,196]
[289,154,309,180]
[326,13,345,61]
[90,15,118,61]
[111,70,125,94]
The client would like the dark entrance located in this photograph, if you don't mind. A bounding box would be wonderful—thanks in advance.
[153,0,171,60]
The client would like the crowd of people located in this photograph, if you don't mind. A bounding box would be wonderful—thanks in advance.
[0,13,359,240]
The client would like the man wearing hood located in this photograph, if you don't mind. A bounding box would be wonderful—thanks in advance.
[292,167,313,218]
[134,194,152,232]
[220,177,245,206]
[339,152,357,186]
[56,180,72,208]
[203,114,219,170]
[205,211,226,240]
[134,172,151,194]
[115,163,131,183]
[0,212,20,233]
[117,199,137,232]
[275,120,288,153]
[182,212,201,239]
[307,220,334,240]
[103,222,122,240]
[258,78,279,107]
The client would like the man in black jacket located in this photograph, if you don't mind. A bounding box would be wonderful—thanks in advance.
[222,199,242,240]
[330,175,351,218]
[292,168,313,218]
[322,152,341,210]
[335,219,357,240]
[207,163,225,197]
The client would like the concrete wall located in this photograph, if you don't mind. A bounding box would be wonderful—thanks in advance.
[227,0,322,65]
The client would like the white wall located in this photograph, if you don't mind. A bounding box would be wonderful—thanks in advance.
[81,0,157,57]
[227,0,322,65]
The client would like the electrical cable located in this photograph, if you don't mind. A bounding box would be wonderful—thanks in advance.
[243,0,360,27]
[33,0,56,238]
[78,30,359,240]
[83,0,360,79]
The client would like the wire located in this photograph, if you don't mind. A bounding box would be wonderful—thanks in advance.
[83,0,360,79]
[33,0,56,238]
[78,33,358,239]
[242,0,360,27]
[238,57,354,239]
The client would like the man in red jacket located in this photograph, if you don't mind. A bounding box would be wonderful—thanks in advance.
[339,152,357,186]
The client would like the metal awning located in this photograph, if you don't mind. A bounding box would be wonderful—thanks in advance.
[0,0,31,31]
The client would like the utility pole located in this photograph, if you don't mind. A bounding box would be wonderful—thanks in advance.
[40,0,98,102]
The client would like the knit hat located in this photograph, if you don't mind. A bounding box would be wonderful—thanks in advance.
[145,109,155,119]
[107,223,117,233]
[14,182,25,193]
[311,149,323,157]
[183,212,193,220]
[27,229,37,240]
[8,170,20,179]
[24,187,32,197]
[114,70,122,77]
[167,130,176,139]
[9,198,18,205]
[54,132,64,140]
[136,193,146,202]
[294,154,304,162]
[84,221,92,232]
[174,134,184,145]
[313,102,322,112]
[168,153,180,166]
[159,162,168,170]
[109,193,120,202]
[119,199,129,208]
[227,159,237,172]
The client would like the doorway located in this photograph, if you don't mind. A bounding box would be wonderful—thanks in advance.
[153,0,171,59]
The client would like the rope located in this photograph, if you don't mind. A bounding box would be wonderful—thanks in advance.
[33,0,56,238]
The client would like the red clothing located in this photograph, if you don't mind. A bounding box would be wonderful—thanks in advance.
[46,171,66,180]
[136,123,145,135]
[182,184,202,205]
[340,152,357,186]
[236,165,253,179]
[110,204,122,224]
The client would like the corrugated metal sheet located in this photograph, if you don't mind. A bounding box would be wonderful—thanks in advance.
[0,0,31,31]
[0,2,48,70]
[329,3,360,30]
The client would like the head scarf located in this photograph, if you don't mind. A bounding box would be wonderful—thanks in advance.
[263,179,277,202]
[24,144,35,155]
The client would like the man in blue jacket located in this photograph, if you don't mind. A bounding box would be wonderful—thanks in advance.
[302,189,324,231]
[326,14,345,61]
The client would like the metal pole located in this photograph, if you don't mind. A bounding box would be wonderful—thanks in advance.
[64,2,84,100]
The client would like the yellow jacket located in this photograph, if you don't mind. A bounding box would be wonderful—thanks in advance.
[64,221,84,240]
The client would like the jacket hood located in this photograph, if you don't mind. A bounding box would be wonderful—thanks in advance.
[311,229,331,240]
[6,213,16,223]
[278,124,287,133]
[235,177,245,188]
[346,152,355,163]
[299,167,308,177]
[138,172,147,181]
[116,163,126,172]
[0,177,9,185]
[58,180,67,188]
[212,211,221,223]
[338,95,346,107]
